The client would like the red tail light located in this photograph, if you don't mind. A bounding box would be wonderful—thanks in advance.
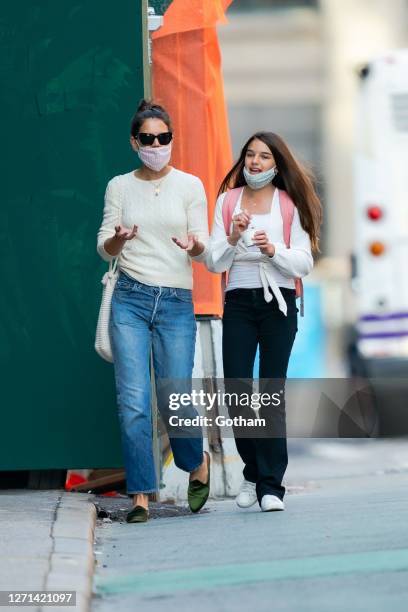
[367,205,383,221]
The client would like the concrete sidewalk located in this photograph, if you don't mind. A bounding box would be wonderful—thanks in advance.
[0,490,96,612]
[1,440,408,612]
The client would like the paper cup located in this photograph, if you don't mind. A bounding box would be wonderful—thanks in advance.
[242,228,257,247]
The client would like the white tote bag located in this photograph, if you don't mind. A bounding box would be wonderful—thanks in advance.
[95,258,119,362]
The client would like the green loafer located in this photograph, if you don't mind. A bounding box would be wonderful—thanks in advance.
[188,451,210,513]
[126,505,149,523]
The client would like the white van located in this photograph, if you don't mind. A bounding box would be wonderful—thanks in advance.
[348,49,408,437]
[350,49,408,380]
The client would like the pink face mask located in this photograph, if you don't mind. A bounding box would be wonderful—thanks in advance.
[137,144,172,172]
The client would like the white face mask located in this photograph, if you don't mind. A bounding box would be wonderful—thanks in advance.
[243,165,277,190]
[137,143,172,172]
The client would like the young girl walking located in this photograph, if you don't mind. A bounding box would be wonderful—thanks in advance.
[206,131,322,512]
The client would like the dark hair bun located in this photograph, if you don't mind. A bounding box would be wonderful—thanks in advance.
[136,99,166,114]
[131,99,172,136]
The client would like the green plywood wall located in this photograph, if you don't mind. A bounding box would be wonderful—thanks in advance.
[0,2,146,469]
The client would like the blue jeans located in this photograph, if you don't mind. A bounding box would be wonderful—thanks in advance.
[109,271,204,494]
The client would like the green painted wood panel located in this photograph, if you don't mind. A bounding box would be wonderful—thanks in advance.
[0,1,146,469]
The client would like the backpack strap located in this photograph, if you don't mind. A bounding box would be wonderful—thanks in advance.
[278,189,304,317]
[222,187,244,236]
[220,187,244,300]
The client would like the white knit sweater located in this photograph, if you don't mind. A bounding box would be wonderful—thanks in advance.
[97,168,209,289]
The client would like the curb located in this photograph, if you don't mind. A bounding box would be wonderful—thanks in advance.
[43,492,96,612]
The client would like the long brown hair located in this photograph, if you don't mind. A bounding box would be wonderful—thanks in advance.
[218,132,322,253]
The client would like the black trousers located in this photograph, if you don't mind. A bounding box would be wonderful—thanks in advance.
[222,287,298,502]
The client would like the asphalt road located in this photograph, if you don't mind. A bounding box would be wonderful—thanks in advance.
[91,439,408,612]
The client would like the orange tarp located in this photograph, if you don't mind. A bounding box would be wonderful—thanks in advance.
[152,0,234,316]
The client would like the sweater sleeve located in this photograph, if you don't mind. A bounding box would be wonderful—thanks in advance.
[187,177,210,263]
[96,177,121,262]
[205,193,237,273]
[268,207,314,277]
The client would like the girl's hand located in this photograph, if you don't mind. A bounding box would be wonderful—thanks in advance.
[115,224,138,241]
[229,210,251,245]
[172,234,205,257]
[253,230,275,256]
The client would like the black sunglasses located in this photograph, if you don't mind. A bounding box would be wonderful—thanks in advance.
[137,132,173,146]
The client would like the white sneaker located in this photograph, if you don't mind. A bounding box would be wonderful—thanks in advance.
[236,479,257,508]
[260,495,285,512]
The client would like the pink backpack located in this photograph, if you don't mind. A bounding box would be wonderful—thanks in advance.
[221,186,304,316]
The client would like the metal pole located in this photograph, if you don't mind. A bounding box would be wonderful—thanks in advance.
[143,2,164,501]
[141,1,151,98]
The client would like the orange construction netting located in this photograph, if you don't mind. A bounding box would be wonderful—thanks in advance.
[152,0,234,316]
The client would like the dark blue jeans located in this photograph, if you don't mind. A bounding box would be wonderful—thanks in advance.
[222,287,298,502]
[109,271,203,494]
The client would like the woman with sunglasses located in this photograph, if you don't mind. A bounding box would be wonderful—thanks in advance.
[97,99,210,523]
[206,132,322,513]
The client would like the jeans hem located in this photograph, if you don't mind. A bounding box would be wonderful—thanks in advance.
[127,489,158,495]
[184,456,204,474]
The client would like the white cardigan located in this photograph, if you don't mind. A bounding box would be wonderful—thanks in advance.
[97,168,208,290]
[205,189,313,315]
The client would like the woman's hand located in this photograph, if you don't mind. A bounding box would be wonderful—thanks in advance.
[115,224,138,241]
[253,230,275,256]
[103,224,138,257]
[172,234,205,257]
[229,210,251,245]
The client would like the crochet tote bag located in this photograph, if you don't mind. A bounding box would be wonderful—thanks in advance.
[95,258,119,362]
